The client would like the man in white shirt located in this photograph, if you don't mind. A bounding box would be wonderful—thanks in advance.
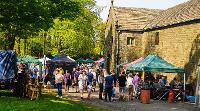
[90,69,96,91]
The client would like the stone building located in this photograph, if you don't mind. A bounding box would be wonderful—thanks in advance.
[105,0,200,84]
[143,0,200,83]
[104,1,161,72]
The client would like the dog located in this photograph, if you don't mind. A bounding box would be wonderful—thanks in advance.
[126,85,134,101]
[47,81,51,93]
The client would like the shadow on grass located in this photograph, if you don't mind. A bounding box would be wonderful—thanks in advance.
[0,91,103,111]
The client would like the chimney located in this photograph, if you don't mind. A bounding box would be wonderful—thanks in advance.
[111,0,114,6]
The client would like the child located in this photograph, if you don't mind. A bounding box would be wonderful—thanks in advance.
[112,87,116,101]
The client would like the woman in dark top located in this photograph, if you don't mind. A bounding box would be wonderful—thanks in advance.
[118,72,126,100]
[111,70,117,87]
[64,71,71,93]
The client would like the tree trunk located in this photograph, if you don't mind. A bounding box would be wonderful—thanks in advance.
[43,33,47,55]
[4,33,15,50]
[24,39,27,55]
[58,37,61,54]
[17,38,21,55]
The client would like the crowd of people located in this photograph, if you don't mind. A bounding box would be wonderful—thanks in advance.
[41,63,143,102]
[20,62,186,102]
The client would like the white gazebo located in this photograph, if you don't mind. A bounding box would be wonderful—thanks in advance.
[38,56,51,65]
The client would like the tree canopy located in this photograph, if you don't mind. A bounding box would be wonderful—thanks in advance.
[1,0,106,58]
[0,0,92,49]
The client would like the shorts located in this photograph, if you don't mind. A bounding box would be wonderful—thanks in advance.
[65,79,72,86]
[119,86,126,94]
[112,87,116,97]
[73,81,78,86]
[79,85,84,90]
[87,84,92,92]
[93,80,96,87]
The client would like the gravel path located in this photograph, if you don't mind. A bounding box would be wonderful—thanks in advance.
[51,88,199,111]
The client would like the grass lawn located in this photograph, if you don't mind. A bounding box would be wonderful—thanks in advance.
[0,91,104,111]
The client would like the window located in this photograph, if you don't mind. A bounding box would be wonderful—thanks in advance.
[155,32,159,45]
[127,37,135,45]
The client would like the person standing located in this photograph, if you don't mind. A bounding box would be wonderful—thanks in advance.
[159,76,168,87]
[98,70,104,100]
[169,78,178,88]
[133,73,140,95]
[64,70,71,93]
[87,69,94,99]
[16,63,27,97]
[118,72,127,100]
[74,69,80,92]
[31,64,38,84]
[43,66,50,86]
[104,69,114,102]
[71,68,76,88]
[78,71,87,99]
[91,69,97,92]
[111,70,117,87]
[127,73,134,100]
[55,69,64,98]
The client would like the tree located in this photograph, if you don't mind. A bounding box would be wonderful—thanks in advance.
[93,22,106,57]
[46,0,100,58]
[0,0,85,50]
[47,17,96,57]
[9,0,106,58]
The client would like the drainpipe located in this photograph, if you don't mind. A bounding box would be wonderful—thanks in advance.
[195,65,200,107]
[116,24,122,75]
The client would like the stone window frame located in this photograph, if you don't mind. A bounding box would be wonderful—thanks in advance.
[151,32,160,46]
[127,37,136,46]
[155,32,160,45]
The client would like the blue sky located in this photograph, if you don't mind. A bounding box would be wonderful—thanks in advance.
[95,0,189,21]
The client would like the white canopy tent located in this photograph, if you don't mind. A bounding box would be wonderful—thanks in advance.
[38,56,51,65]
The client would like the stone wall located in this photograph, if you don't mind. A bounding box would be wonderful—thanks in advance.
[104,6,118,72]
[142,22,200,83]
[119,31,143,64]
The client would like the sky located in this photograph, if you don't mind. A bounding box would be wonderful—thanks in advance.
[95,0,189,21]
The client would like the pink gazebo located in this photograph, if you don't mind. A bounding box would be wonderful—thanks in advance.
[95,58,105,65]
[123,57,144,70]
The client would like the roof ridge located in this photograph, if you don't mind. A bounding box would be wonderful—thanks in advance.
[113,6,162,11]
[148,1,189,29]
[144,0,200,30]
[158,0,196,26]
[112,6,162,30]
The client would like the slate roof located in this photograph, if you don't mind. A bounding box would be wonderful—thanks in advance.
[113,7,162,30]
[145,0,200,30]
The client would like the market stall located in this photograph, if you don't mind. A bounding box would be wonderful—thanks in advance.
[85,58,95,63]
[38,56,51,65]
[47,54,76,73]
[76,58,86,64]
[95,58,105,65]
[127,55,185,103]
[0,50,17,90]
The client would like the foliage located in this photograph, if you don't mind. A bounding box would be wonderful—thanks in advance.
[45,1,105,58]
[6,0,106,58]
[0,32,6,50]
[93,22,106,56]
[30,38,44,57]
[0,0,86,50]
